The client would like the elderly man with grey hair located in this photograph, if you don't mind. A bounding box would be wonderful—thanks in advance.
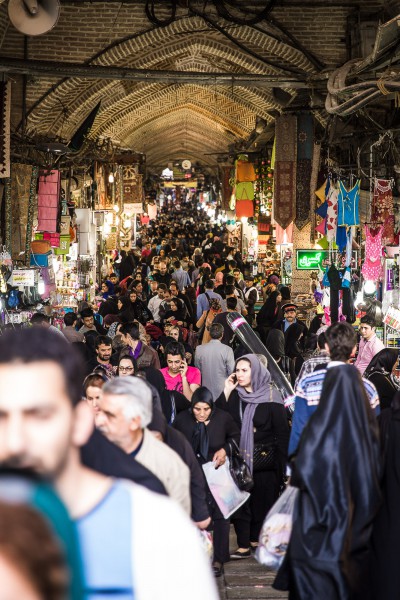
[96,376,191,514]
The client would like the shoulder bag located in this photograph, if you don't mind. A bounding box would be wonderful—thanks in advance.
[252,387,278,472]
[228,439,254,492]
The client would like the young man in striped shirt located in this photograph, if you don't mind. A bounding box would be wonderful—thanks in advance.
[288,321,380,456]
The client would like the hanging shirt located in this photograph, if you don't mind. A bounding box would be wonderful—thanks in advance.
[337,180,360,227]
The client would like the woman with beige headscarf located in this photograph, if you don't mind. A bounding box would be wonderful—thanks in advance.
[196,298,222,344]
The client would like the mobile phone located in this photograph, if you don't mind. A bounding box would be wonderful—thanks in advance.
[232,374,237,383]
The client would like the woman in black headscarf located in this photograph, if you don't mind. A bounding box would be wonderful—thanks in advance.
[118,289,152,325]
[142,366,188,424]
[216,355,290,558]
[369,391,400,599]
[174,386,240,577]
[256,290,282,344]
[363,348,399,411]
[282,364,381,599]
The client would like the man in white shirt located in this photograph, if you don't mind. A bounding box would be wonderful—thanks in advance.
[0,327,217,600]
[147,283,167,324]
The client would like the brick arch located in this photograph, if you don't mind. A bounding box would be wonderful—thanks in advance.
[25,16,305,137]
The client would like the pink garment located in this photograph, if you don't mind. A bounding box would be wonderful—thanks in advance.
[326,185,338,242]
[37,170,60,233]
[275,222,294,245]
[354,334,385,375]
[361,225,383,281]
[160,366,201,394]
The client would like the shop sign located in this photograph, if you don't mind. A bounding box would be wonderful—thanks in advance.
[124,203,143,215]
[10,269,35,287]
[296,250,326,270]
[296,250,357,270]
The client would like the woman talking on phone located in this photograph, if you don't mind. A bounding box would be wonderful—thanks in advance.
[216,354,289,558]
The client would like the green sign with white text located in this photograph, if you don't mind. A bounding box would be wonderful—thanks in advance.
[296,250,327,270]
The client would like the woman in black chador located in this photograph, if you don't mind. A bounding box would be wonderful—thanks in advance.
[279,364,382,600]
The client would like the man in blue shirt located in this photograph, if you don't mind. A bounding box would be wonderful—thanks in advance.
[196,279,223,320]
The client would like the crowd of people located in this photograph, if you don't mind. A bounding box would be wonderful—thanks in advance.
[1,201,400,599]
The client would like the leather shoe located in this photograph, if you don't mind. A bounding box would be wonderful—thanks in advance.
[230,548,251,559]
[212,562,224,577]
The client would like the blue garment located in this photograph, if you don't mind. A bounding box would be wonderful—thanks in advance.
[171,268,191,292]
[76,482,134,599]
[283,317,297,332]
[337,180,360,227]
[196,291,223,320]
[288,363,380,456]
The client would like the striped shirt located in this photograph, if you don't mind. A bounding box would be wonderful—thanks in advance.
[288,362,380,456]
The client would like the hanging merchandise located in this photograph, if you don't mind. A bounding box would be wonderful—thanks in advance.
[274,115,297,229]
[362,225,383,281]
[325,181,339,242]
[0,81,11,179]
[372,178,394,243]
[235,200,254,219]
[295,113,314,230]
[315,218,327,236]
[37,170,61,233]
[236,181,254,201]
[337,179,360,227]
[236,159,256,182]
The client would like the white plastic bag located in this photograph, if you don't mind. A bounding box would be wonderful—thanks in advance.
[256,485,298,570]
[202,458,250,519]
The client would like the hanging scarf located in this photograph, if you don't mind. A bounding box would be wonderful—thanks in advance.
[236,354,282,473]
[129,341,142,361]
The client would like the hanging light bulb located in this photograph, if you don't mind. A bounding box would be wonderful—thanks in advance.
[108,172,114,184]
[113,204,119,213]
[38,276,45,295]
[124,218,131,228]
[363,280,376,295]
[241,216,248,224]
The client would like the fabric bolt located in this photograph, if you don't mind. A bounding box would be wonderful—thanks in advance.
[0,81,11,178]
[274,115,297,229]
[10,163,33,258]
[337,179,360,227]
[362,225,383,281]
[221,166,233,211]
[295,114,314,229]
[372,178,394,243]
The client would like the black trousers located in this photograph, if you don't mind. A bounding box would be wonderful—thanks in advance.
[232,469,279,547]
[207,491,230,564]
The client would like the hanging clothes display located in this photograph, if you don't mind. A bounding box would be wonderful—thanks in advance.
[337,180,360,227]
[326,182,339,242]
[372,178,394,243]
[361,225,383,281]
[37,170,60,233]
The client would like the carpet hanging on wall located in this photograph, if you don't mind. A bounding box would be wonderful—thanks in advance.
[0,82,11,179]
[273,115,297,230]
[295,113,314,230]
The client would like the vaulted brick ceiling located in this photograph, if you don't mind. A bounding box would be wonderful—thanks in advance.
[0,0,394,167]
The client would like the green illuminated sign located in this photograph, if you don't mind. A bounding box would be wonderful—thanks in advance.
[296,250,327,270]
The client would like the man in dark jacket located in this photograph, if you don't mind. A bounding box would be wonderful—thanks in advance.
[272,303,308,359]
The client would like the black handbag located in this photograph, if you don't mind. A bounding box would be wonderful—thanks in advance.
[228,440,254,492]
[253,442,277,472]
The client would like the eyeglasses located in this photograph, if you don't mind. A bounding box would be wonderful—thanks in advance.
[119,366,134,373]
